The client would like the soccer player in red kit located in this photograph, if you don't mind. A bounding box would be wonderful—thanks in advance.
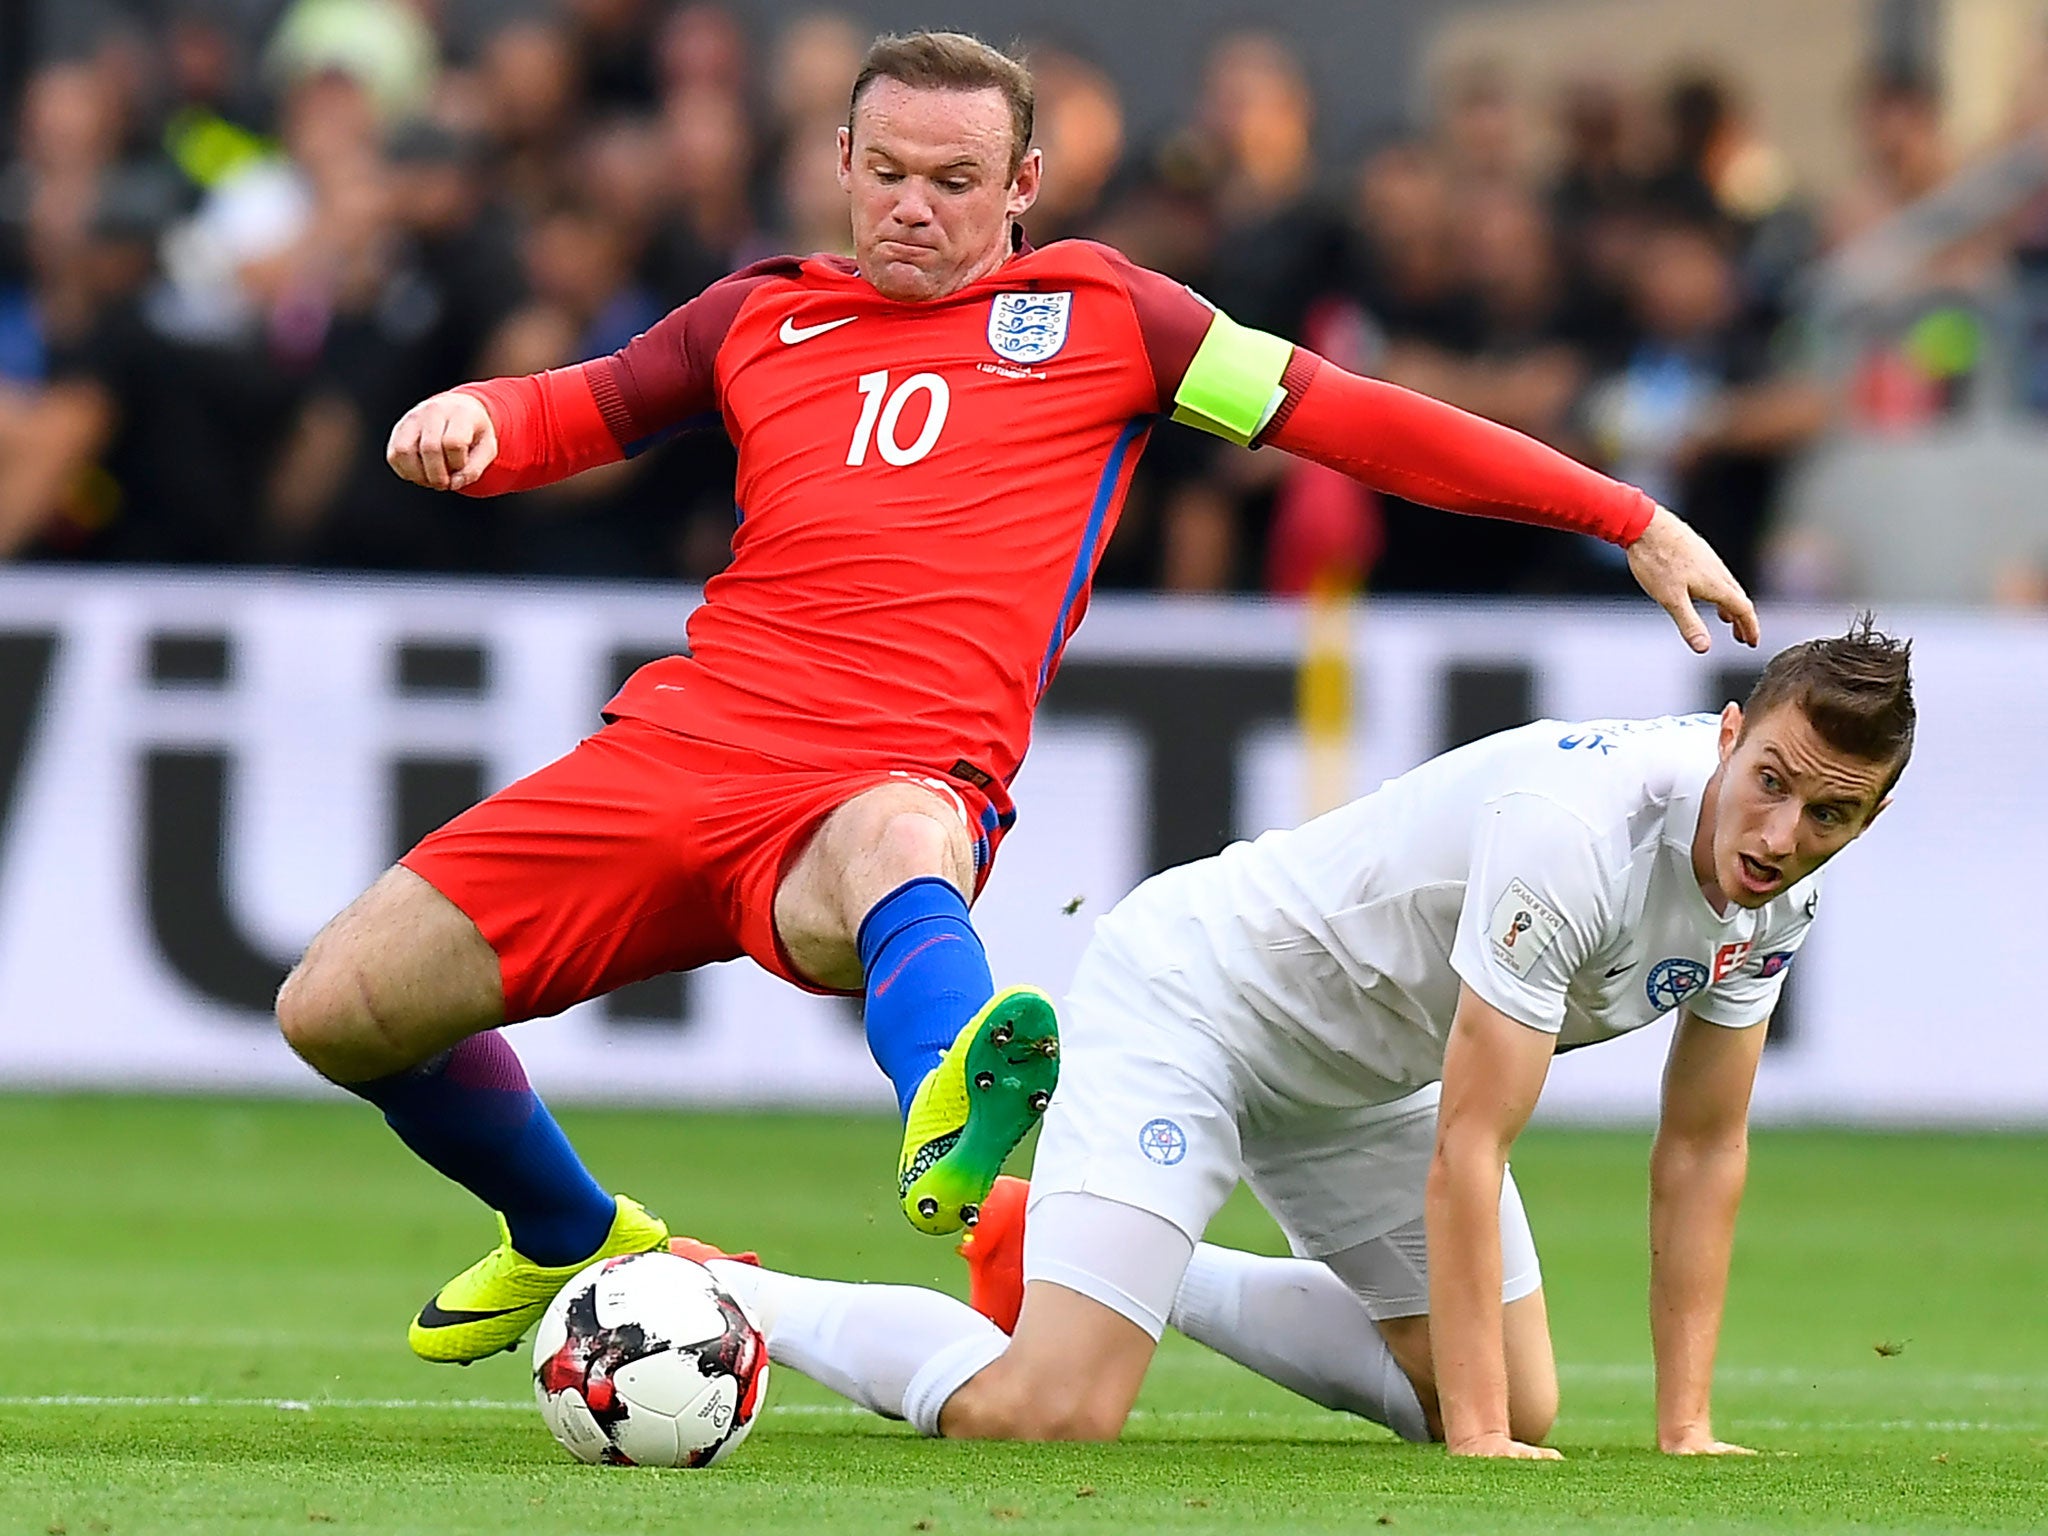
[275,32,1759,1367]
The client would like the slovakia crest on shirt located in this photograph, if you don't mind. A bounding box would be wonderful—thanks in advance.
[988,291,1072,363]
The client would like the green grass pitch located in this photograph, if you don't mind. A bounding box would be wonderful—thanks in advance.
[0,1094,2042,1534]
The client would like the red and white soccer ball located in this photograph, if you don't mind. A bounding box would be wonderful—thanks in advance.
[531,1251,769,1467]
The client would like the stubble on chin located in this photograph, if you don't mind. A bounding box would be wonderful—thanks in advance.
[868,259,950,303]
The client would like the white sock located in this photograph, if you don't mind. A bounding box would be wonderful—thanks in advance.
[1168,1243,1429,1442]
[709,1261,1006,1436]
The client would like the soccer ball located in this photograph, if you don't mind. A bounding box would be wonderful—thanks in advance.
[531,1250,769,1467]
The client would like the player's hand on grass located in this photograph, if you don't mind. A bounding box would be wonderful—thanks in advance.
[386,390,498,492]
[1660,1430,1758,1456]
[1625,504,1761,654]
[1447,1432,1564,1460]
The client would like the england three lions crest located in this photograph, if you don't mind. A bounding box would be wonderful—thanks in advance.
[988,291,1072,363]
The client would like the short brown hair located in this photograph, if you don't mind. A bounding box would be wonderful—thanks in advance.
[1743,613,1916,791]
[848,31,1035,176]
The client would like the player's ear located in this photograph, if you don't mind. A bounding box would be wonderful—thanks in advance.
[836,125,854,189]
[1008,146,1043,218]
[1859,792,1893,834]
[1717,702,1743,764]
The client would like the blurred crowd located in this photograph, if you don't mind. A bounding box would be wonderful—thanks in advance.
[1,0,2039,595]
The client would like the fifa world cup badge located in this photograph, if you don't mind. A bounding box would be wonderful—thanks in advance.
[988,292,1073,363]
[1488,879,1563,978]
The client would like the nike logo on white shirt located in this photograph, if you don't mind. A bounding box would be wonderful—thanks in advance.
[780,315,857,344]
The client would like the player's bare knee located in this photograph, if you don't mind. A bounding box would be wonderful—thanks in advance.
[1511,1380,1560,1445]
[274,947,341,1064]
[275,945,408,1083]
[274,957,356,1077]
[1052,1391,1132,1441]
[871,806,969,892]
[950,1386,1125,1442]
[278,1003,346,1080]
[932,1361,1019,1439]
[939,1358,1129,1442]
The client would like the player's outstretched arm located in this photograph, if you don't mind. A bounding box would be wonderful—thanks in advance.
[1649,1010,1770,1455]
[1427,986,1562,1460]
[1252,356,1759,652]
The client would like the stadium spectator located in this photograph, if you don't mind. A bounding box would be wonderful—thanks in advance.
[488,193,674,576]
[382,117,529,388]
[2,59,127,350]
[1013,44,1122,244]
[1136,31,1353,592]
[658,84,760,267]
[764,110,856,261]
[156,1,274,203]
[1386,183,1587,444]
[468,18,582,217]
[1581,212,1829,593]
[562,0,664,116]
[24,168,298,563]
[655,3,750,102]
[1367,184,1596,598]
[1551,70,1646,248]
[1831,64,1957,249]
[1345,138,1474,358]
[262,0,438,128]
[1547,71,1651,370]
[760,10,865,258]
[765,10,865,139]
[1432,56,1526,196]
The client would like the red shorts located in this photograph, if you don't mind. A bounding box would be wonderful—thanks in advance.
[399,717,1006,1022]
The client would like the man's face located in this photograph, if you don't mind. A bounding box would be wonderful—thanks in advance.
[837,78,1040,302]
[1705,701,1895,908]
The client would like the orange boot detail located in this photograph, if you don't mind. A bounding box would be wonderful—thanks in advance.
[956,1174,1029,1333]
[668,1236,760,1267]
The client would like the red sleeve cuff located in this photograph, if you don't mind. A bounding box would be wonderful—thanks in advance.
[452,364,621,496]
[1614,493,1656,545]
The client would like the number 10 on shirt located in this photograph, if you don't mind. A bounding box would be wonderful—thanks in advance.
[847,371,951,466]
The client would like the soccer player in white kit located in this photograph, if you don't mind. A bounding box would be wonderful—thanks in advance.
[698,621,1913,1457]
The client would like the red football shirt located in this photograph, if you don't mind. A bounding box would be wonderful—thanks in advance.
[479,240,1220,825]
[457,237,1655,832]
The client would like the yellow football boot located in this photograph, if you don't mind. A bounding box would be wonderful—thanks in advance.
[898,986,1060,1236]
[407,1195,669,1364]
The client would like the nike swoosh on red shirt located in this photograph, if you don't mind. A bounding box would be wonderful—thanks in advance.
[780,315,857,344]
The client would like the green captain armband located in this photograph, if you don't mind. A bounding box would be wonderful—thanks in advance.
[1169,311,1295,446]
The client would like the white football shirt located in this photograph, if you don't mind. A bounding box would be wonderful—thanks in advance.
[1091,714,1818,1111]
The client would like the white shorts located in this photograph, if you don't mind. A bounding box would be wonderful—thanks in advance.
[1024,933,1543,1336]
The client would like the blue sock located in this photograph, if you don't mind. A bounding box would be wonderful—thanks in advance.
[858,877,995,1118]
[343,1031,618,1266]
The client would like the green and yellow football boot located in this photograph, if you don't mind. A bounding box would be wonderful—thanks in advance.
[898,985,1060,1236]
[407,1195,670,1364]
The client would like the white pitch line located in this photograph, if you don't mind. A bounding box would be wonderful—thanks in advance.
[0,1398,2040,1435]
[0,1396,888,1415]
[52,1326,400,1350]
[0,1397,882,1417]
[1118,1413,2048,1435]
[1564,1415,2046,1434]
[1561,1364,2048,1392]
[0,1395,533,1412]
